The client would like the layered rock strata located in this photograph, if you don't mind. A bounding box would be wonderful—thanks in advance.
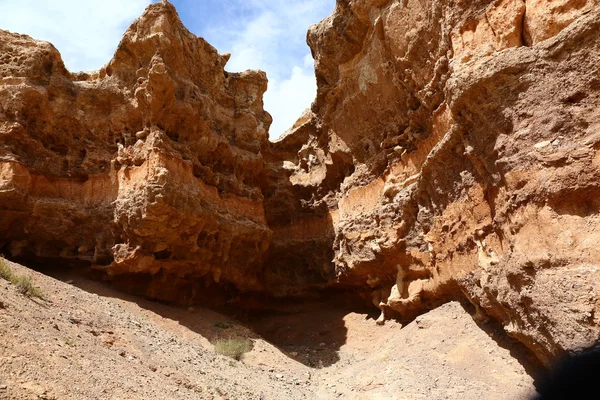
[267,0,600,366]
[0,2,272,304]
[1,0,600,367]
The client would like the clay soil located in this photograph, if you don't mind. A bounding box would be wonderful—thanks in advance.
[1,260,540,399]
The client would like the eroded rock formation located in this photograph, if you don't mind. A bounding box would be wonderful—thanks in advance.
[0,2,273,303]
[1,0,600,367]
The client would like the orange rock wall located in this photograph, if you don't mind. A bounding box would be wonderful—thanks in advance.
[1,0,600,366]
[271,0,600,366]
[0,2,272,303]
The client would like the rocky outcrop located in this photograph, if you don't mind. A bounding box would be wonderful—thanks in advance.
[267,0,600,367]
[1,0,600,367]
[0,1,272,304]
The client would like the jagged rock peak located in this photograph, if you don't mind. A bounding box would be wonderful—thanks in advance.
[103,0,231,84]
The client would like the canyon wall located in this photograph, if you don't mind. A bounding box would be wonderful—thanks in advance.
[0,2,273,304]
[1,0,600,366]
[280,0,600,367]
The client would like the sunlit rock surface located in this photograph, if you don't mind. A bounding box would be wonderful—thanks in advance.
[1,0,600,367]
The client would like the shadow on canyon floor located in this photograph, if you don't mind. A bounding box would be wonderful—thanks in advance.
[237,299,380,369]
[13,259,547,383]
[26,263,377,369]
[459,301,547,387]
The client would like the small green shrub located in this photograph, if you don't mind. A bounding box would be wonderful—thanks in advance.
[0,258,17,282]
[214,337,253,361]
[15,275,45,299]
[0,258,45,300]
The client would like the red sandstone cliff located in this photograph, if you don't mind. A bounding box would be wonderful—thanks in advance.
[0,2,272,304]
[267,0,600,367]
[1,0,600,367]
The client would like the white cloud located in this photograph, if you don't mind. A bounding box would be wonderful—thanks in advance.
[202,0,333,139]
[0,0,150,72]
[265,62,317,136]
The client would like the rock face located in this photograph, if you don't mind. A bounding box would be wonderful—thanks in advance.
[0,1,272,304]
[1,0,600,368]
[267,0,600,367]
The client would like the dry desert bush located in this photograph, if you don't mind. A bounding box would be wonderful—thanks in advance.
[213,337,253,361]
[0,258,45,300]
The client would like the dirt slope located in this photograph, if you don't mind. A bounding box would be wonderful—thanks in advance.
[1,261,537,400]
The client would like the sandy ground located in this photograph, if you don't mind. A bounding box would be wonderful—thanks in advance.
[0,260,539,399]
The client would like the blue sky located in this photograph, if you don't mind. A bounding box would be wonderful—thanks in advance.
[0,0,334,138]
